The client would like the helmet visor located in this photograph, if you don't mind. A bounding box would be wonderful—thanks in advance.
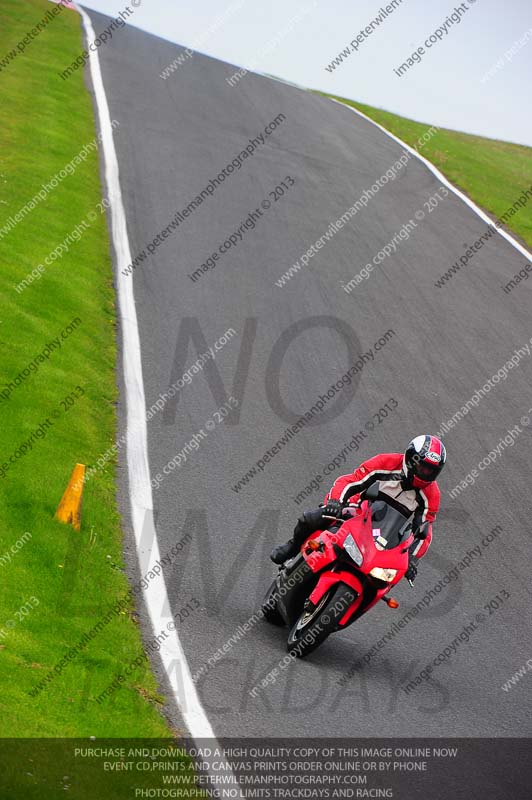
[414,460,440,482]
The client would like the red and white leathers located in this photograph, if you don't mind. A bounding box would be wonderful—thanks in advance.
[324,453,440,560]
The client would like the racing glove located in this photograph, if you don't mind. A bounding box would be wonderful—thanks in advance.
[321,499,344,519]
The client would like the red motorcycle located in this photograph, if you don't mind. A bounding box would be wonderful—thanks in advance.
[262,484,428,657]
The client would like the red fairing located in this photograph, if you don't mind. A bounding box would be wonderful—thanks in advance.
[303,503,412,626]
[324,452,440,561]
[308,570,365,622]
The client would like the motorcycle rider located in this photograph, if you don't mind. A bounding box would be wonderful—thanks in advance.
[270,435,446,584]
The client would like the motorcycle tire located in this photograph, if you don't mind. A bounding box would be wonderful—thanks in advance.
[286,583,357,657]
[261,579,285,626]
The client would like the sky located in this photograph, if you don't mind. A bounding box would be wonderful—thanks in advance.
[80,0,532,146]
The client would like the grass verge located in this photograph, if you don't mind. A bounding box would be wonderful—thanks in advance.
[323,94,532,250]
[0,0,191,765]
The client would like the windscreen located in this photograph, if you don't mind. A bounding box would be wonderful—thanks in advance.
[370,500,413,550]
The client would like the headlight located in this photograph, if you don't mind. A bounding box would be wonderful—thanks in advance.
[343,534,363,566]
[369,567,398,582]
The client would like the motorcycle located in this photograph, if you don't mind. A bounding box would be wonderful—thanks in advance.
[262,484,428,657]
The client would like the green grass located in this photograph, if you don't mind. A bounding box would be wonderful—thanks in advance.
[322,94,532,251]
[0,0,187,757]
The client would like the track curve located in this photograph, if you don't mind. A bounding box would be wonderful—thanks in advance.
[86,9,532,738]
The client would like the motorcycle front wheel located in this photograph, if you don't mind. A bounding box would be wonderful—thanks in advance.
[286,583,357,658]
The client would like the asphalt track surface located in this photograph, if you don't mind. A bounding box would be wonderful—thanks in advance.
[87,9,532,738]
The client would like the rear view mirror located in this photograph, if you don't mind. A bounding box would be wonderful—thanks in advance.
[365,484,380,501]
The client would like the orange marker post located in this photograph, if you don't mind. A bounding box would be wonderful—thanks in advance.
[55,463,85,531]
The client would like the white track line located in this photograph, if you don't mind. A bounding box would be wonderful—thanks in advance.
[76,11,243,786]
[330,97,532,263]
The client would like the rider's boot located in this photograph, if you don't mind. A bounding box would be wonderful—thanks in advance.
[270,511,323,564]
[270,538,298,564]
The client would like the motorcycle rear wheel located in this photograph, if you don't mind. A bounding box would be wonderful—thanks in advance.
[261,579,285,626]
